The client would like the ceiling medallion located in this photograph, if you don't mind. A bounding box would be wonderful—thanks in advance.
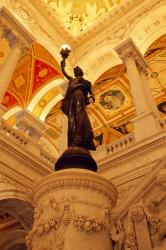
[45,0,122,36]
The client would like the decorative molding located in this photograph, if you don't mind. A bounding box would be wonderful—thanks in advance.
[98,133,166,172]
[0,173,27,191]
[115,38,148,70]
[0,119,55,171]
[10,0,164,54]
[30,169,118,208]
[111,158,166,220]
[0,7,35,51]
[0,137,54,173]
[0,173,30,202]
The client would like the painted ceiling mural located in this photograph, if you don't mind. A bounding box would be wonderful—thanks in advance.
[44,0,123,36]
[1,42,63,111]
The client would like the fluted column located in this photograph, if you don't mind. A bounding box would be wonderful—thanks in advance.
[116,39,160,141]
[0,7,35,111]
[26,169,118,250]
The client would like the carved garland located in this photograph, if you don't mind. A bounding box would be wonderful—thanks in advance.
[26,198,111,250]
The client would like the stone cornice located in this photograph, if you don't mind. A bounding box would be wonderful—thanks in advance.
[0,136,53,180]
[98,131,166,172]
[8,0,164,67]
[26,0,164,51]
[31,169,118,208]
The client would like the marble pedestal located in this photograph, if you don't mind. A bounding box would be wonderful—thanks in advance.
[26,169,117,250]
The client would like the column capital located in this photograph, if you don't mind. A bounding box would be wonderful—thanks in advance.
[115,38,148,73]
[0,7,35,51]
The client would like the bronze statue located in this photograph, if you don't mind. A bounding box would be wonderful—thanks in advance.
[60,48,96,151]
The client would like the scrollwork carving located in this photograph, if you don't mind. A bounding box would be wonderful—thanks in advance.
[130,206,144,222]
[110,220,125,250]
[123,212,138,250]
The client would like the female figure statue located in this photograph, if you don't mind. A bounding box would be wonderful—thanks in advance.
[60,59,96,151]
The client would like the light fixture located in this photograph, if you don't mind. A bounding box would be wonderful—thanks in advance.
[60,44,71,60]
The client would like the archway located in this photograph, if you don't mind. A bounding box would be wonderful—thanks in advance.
[0,198,34,250]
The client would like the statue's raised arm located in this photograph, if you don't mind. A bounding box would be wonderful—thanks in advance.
[60,59,73,81]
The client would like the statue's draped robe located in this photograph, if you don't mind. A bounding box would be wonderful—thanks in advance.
[61,77,96,150]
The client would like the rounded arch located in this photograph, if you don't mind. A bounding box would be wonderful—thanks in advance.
[0,229,26,250]
[124,4,166,55]
[0,198,34,231]
[28,78,64,114]
[40,93,62,121]
[78,43,122,83]
[2,106,22,120]
[0,177,29,202]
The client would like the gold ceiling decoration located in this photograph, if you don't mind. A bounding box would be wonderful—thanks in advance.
[45,34,166,151]
[45,0,123,36]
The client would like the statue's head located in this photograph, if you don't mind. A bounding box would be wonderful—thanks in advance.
[74,66,84,77]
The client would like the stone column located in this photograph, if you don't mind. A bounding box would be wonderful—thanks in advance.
[26,169,118,250]
[116,39,160,141]
[0,7,35,113]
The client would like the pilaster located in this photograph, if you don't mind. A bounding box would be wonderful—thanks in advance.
[116,39,160,142]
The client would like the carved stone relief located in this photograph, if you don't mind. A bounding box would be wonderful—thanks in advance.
[27,195,113,250]
[110,166,166,250]
[27,169,117,250]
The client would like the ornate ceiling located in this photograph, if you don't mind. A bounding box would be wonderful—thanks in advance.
[43,0,123,36]
[45,34,166,150]
[0,0,165,247]
[1,34,166,154]
[1,42,63,112]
